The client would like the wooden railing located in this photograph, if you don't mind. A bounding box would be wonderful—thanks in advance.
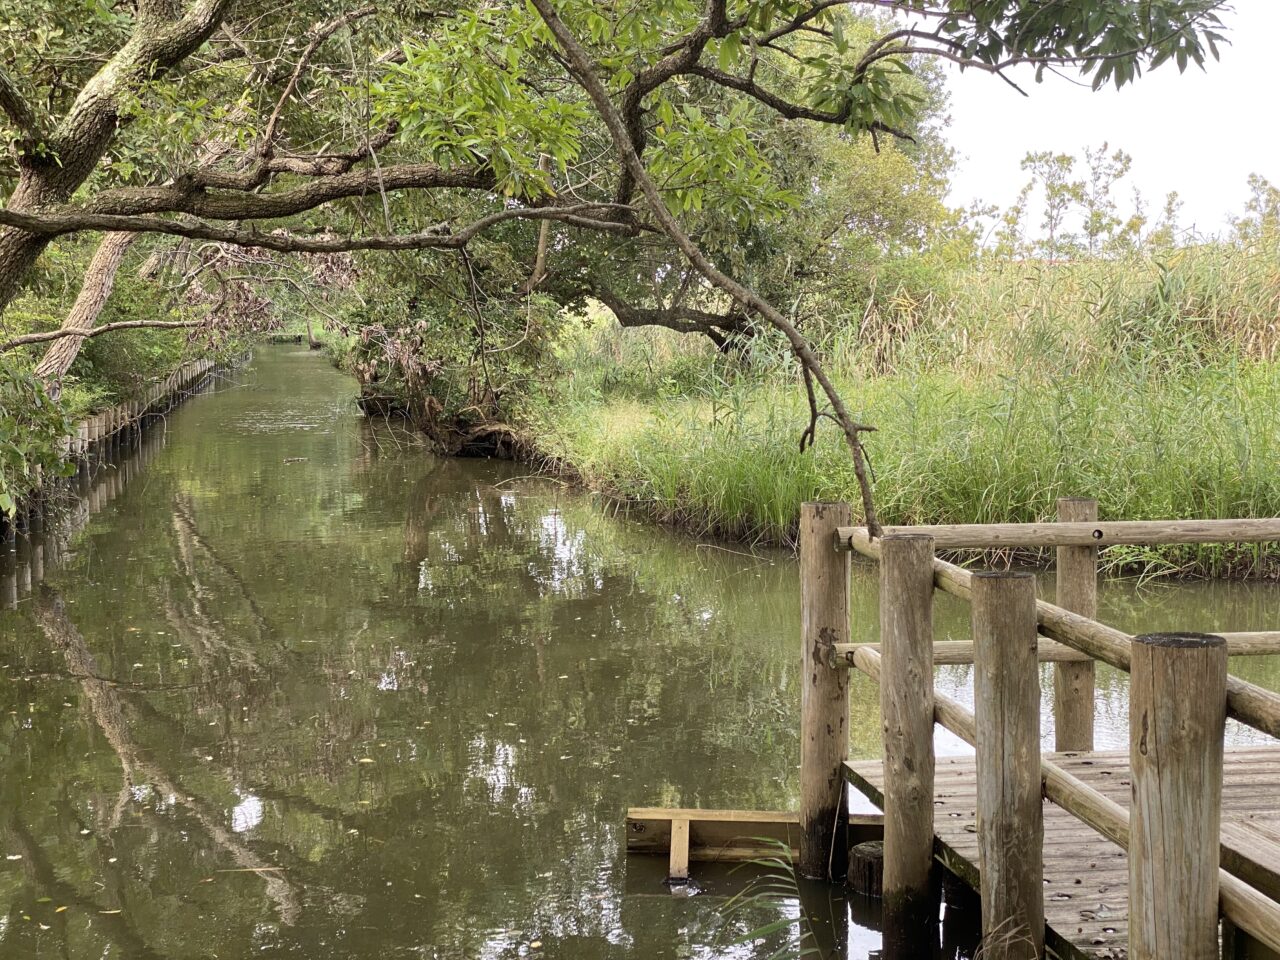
[797,501,1280,959]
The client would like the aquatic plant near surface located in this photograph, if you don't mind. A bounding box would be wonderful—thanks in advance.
[713,838,822,960]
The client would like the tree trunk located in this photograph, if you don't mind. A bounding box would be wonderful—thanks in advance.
[0,0,236,316]
[0,174,65,315]
[34,232,138,398]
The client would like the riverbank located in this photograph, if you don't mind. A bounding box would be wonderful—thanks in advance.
[0,233,251,514]
[520,250,1280,579]
[526,363,1280,578]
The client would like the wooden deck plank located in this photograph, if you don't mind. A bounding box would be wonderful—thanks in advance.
[846,746,1280,960]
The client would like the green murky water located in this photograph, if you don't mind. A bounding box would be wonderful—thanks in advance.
[1,347,1277,958]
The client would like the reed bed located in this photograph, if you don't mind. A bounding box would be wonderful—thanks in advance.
[528,246,1280,578]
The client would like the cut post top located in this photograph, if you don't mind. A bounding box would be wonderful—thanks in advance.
[1132,632,1226,649]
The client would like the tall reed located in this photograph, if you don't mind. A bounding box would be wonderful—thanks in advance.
[527,245,1280,577]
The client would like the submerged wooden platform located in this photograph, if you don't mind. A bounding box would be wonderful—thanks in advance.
[625,808,883,881]
[846,746,1280,960]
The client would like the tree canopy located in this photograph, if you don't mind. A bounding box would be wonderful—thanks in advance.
[0,0,1231,524]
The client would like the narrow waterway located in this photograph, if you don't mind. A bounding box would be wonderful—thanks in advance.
[1,347,1277,959]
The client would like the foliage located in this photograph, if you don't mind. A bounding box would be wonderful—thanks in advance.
[371,10,588,198]
[994,147,1150,259]
[714,838,820,959]
[0,364,72,513]
[1234,174,1280,244]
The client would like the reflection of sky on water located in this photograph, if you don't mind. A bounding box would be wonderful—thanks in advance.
[231,792,264,833]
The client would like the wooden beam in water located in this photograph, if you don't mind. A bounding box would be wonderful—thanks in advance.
[972,571,1044,960]
[1055,497,1098,751]
[668,817,690,882]
[799,502,851,881]
[1128,633,1226,960]
[879,534,937,921]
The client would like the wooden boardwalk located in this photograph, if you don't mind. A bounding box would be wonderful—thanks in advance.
[846,747,1280,960]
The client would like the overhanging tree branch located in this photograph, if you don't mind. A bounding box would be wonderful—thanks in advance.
[612,0,735,206]
[85,163,498,219]
[0,202,648,252]
[1,319,206,353]
[530,0,882,535]
[688,63,915,138]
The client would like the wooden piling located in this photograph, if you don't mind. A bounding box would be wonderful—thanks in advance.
[1054,497,1097,751]
[848,841,885,897]
[15,536,31,596]
[1129,633,1227,960]
[972,571,1043,960]
[879,533,936,919]
[799,501,851,881]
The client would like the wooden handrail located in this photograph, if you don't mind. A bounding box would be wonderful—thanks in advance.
[850,643,1280,952]
[846,528,1280,740]
[832,632,1280,666]
[837,518,1280,550]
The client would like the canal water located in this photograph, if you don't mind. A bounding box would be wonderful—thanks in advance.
[1,347,1277,959]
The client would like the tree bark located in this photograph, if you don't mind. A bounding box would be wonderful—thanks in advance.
[0,0,235,315]
[33,232,138,397]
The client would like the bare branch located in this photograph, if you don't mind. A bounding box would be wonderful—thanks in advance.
[0,202,648,253]
[261,6,378,152]
[1,319,206,353]
[530,0,882,534]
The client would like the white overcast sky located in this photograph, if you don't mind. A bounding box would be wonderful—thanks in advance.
[941,3,1279,236]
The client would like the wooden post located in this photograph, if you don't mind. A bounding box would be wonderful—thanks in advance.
[848,841,885,897]
[799,501,851,881]
[972,571,1043,960]
[1129,633,1226,960]
[1054,497,1097,752]
[1,564,15,610]
[880,533,936,919]
[15,535,30,596]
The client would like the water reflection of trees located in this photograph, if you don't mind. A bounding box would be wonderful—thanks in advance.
[3,352,1277,958]
[1,425,819,958]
